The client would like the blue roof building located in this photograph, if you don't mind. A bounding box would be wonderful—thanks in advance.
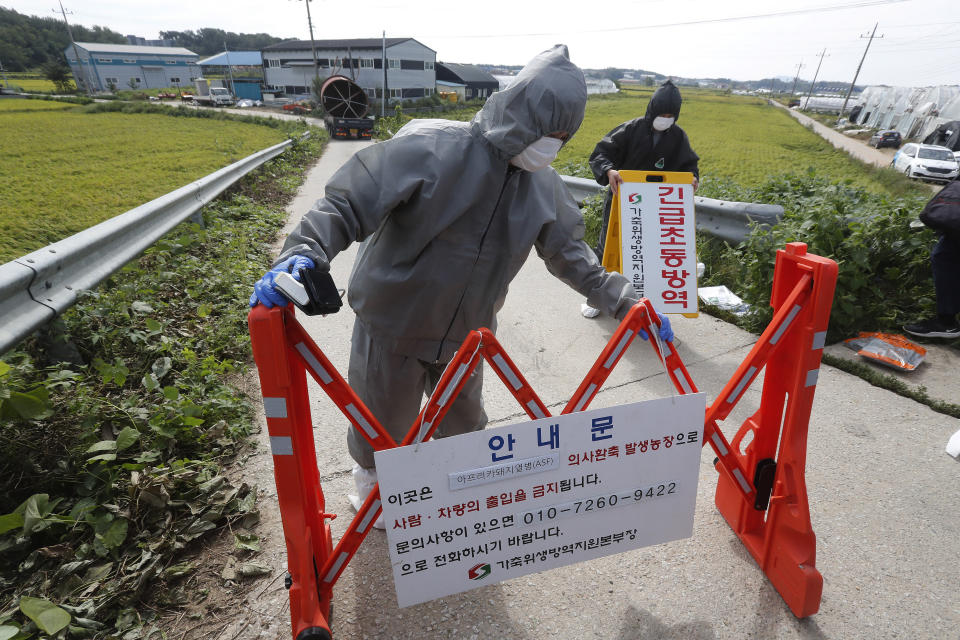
[65,42,200,92]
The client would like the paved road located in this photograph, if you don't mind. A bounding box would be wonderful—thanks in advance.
[771,101,897,168]
[224,139,959,640]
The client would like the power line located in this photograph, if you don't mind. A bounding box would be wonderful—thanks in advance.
[423,0,910,39]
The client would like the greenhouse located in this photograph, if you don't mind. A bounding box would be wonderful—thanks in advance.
[849,84,960,149]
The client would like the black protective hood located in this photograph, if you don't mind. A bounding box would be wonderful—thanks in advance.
[645,80,683,122]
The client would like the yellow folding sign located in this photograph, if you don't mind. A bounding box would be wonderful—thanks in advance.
[601,170,698,317]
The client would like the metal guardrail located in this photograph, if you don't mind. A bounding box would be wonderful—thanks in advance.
[559,175,784,245]
[0,135,302,355]
[0,150,773,355]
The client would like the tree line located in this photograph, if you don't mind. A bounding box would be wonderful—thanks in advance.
[0,7,287,72]
[0,7,125,72]
[159,29,284,57]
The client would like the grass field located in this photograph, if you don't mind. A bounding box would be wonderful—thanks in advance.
[2,76,60,92]
[0,99,75,112]
[0,99,288,263]
[557,88,917,195]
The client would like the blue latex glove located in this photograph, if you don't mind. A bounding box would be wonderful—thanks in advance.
[639,312,674,343]
[249,255,315,308]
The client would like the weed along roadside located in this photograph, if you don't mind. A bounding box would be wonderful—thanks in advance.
[0,130,327,639]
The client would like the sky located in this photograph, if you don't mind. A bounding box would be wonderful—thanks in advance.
[10,0,960,87]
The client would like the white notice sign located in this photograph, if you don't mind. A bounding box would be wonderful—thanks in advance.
[619,179,698,314]
[374,393,706,607]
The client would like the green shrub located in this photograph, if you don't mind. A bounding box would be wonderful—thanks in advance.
[23,94,93,105]
[697,173,935,341]
[0,133,326,638]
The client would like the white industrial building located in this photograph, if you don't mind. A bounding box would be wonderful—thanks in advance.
[64,42,200,92]
[261,38,436,101]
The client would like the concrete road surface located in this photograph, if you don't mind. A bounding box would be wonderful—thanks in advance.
[224,139,960,640]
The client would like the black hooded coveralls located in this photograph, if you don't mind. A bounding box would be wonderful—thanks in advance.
[589,80,700,260]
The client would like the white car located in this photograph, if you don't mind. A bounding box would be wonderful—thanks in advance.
[892,143,959,182]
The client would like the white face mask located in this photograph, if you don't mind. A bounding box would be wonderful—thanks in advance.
[652,116,675,132]
[509,136,563,172]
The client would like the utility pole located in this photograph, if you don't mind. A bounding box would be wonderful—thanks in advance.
[790,61,804,96]
[381,30,386,117]
[838,23,882,124]
[297,0,320,80]
[54,1,94,95]
[803,48,827,111]
[223,40,236,95]
[0,59,9,90]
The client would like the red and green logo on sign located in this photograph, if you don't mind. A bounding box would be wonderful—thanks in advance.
[467,563,491,581]
[628,193,641,204]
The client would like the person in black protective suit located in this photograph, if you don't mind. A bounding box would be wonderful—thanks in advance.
[250,45,674,528]
[903,177,960,339]
[582,80,700,317]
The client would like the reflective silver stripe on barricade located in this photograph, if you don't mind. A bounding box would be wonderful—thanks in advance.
[263,397,288,419]
[727,366,757,404]
[674,368,693,393]
[492,353,522,390]
[573,384,597,413]
[438,364,469,408]
[805,369,820,387]
[295,342,333,384]
[711,432,729,456]
[358,499,381,532]
[346,403,378,439]
[414,420,433,445]
[604,331,634,369]
[732,468,753,494]
[526,400,547,419]
[324,551,350,583]
[770,305,802,345]
[811,331,827,350]
[270,436,294,456]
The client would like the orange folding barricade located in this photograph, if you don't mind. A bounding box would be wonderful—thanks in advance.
[247,242,837,638]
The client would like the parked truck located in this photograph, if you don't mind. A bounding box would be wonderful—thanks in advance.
[192,78,234,107]
[319,75,373,139]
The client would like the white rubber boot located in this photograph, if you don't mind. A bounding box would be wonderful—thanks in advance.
[348,464,385,529]
[580,303,600,318]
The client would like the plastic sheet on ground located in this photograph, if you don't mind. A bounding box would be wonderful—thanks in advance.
[698,285,751,316]
[843,332,927,371]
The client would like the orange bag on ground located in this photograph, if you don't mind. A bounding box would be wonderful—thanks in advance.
[843,332,927,371]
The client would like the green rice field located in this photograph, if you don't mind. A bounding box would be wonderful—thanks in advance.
[2,76,60,92]
[0,99,74,112]
[0,99,287,263]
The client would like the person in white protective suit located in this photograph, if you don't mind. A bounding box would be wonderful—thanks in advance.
[250,45,674,528]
